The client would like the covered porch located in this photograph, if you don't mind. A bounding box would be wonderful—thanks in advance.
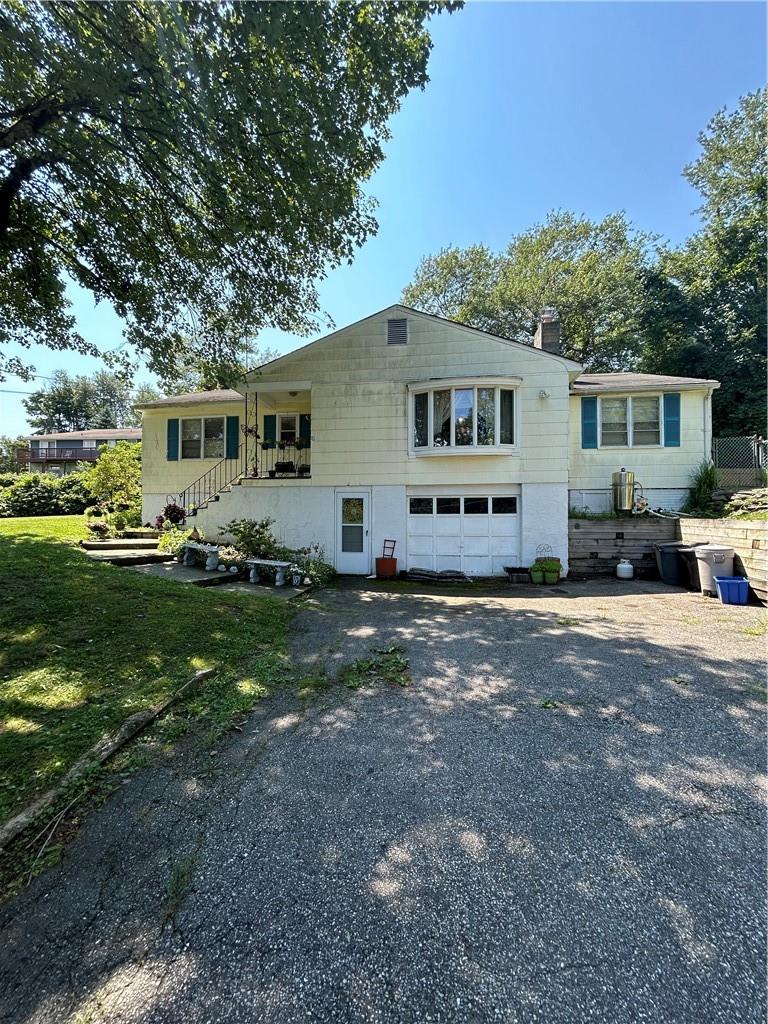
[242,381,312,480]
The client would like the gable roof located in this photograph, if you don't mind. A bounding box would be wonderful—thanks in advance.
[28,428,142,442]
[133,389,244,410]
[246,304,583,379]
[571,373,720,394]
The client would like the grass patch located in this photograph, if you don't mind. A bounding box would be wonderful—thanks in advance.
[556,616,581,627]
[0,515,293,827]
[742,620,768,638]
[163,855,196,925]
[339,644,410,690]
[538,698,559,709]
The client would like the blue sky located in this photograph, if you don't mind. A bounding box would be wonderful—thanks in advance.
[2,0,765,436]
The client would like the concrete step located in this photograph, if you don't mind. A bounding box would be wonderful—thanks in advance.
[81,538,159,551]
[84,550,175,566]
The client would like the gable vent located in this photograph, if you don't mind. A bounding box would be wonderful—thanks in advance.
[387,318,408,345]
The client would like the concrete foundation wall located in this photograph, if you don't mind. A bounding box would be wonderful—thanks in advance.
[521,482,569,571]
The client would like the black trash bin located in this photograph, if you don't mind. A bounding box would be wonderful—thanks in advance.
[679,543,706,591]
[655,542,685,585]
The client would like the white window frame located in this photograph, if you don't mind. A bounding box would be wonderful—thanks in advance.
[597,394,664,450]
[82,440,97,450]
[278,413,298,444]
[408,378,521,456]
[180,416,226,460]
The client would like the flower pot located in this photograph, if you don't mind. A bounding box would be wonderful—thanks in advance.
[530,569,544,584]
[268,469,276,478]
[375,556,398,579]
[544,571,559,584]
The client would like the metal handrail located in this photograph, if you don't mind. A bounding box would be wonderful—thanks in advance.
[179,441,247,516]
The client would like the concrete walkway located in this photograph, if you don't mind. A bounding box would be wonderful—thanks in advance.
[1,580,765,1023]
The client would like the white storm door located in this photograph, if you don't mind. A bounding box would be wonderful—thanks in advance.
[336,491,371,575]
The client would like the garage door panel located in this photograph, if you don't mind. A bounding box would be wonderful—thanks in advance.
[464,555,492,575]
[409,535,435,557]
[463,535,490,556]
[435,517,460,536]
[408,518,434,536]
[407,492,519,577]
[462,518,490,536]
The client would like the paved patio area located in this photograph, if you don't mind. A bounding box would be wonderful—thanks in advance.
[0,579,765,1023]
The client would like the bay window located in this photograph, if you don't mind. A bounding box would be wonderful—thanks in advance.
[411,382,517,452]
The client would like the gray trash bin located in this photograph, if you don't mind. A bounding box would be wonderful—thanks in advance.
[655,542,685,585]
[695,545,735,597]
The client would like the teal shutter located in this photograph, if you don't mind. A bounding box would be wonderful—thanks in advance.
[663,393,681,447]
[225,415,240,459]
[581,397,598,449]
[263,414,276,447]
[166,418,179,461]
[299,414,311,444]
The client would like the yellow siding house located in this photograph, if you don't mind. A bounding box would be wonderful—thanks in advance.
[138,306,719,575]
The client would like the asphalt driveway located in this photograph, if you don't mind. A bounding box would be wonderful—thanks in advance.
[1,579,765,1023]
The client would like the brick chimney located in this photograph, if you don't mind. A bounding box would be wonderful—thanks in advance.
[533,308,561,355]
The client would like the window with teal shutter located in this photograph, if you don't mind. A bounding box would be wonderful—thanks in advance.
[225,416,240,459]
[167,418,179,461]
[663,393,681,447]
[581,397,598,449]
[262,414,276,448]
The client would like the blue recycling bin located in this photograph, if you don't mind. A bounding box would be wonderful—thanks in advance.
[713,576,749,606]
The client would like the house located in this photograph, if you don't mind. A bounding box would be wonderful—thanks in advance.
[137,306,719,575]
[19,428,142,475]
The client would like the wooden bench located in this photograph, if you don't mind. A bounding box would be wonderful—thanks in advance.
[245,558,294,587]
[182,542,221,571]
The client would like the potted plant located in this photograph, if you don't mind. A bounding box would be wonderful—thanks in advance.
[535,557,561,584]
[529,563,545,584]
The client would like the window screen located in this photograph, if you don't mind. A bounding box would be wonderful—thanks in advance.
[601,398,628,447]
[631,396,660,445]
[181,418,202,459]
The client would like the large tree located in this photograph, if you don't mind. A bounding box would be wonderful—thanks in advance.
[23,368,160,432]
[0,0,460,381]
[639,89,767,435]
[403,212,653,369]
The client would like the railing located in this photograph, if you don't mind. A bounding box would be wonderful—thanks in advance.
[18,448,100,463]
[179,441,248,517]
[252,442,311,480]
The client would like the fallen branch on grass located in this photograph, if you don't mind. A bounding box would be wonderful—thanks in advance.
[0,668,217,853]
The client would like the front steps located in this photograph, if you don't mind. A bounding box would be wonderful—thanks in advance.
[81,536,174,566]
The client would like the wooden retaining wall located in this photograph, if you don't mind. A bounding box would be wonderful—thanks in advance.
[677,519,768,602]
[568,518,677,578]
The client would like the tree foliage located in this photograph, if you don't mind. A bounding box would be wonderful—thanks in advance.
[23,368,160,432]
[0,0,460,382]
[403,212,653,369]
[0,435,27,474]
[83,440,141,505]
[640,89,766,435]
[403,89,766,433]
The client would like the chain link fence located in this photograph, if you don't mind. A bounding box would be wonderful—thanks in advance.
[712,435,767,489]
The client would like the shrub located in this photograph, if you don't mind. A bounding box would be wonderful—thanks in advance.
[224,517,282,558]
[83,441,141,507]
[157,501,186,527]
[217,545,248,569]
[534,557,562,574]
[0,472,22,489]
[684,460,723,517]
[222,520,336,585]
[157,525,194,556]
[86,519,112,539]
[0,471,94,517]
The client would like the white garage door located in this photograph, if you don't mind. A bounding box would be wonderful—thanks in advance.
[406,494,520,576]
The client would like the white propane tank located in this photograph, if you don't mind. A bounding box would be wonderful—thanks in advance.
[616,559,634,580]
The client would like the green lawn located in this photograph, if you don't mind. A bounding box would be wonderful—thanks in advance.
[0,515,293,825]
